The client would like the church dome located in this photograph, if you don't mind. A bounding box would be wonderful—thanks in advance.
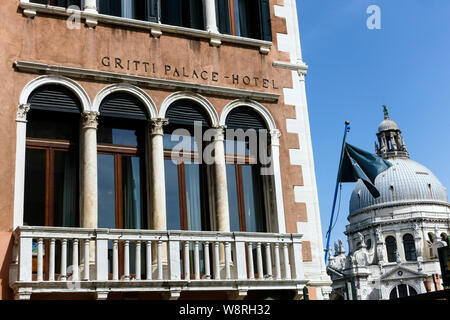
[378,119,399,132]
[349,158,448,214]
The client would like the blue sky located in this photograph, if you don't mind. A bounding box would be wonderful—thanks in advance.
[296,0,450,253]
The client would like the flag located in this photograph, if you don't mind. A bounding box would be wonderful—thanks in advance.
[338,143,392,198]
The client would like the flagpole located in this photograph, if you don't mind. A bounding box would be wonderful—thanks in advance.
[324,121,351,264]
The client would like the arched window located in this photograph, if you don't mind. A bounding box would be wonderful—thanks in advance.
[385,236,397,262]
[389,284,417,299]
[24,84,81,228]
[403,234,417,261]
[96,92,149,277]
[24,84,82,277]
[97,92,148,231]
[163,99,212,232]
[225,106,271,233]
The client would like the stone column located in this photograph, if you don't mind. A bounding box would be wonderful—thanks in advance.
[204,0,219,34]
[150,119,169,231]
[269,129,286,233]
[13,104,31,229]
[213,126,230,233]
[81,111,99,263]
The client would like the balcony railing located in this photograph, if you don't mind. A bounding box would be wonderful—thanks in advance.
[10,226,307,300]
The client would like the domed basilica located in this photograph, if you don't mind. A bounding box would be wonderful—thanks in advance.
[327,107,450,300]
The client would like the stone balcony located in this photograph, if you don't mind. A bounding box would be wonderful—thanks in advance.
[10,227,307,300]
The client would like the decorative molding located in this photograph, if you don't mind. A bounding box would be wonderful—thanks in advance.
[81,111,99,130]
[150,118,169,136]
[93,83,157,117]
[272,60,308,76]
[16,104,30,123]
[18,1,272,53]
[18,74,92,112]
[14,61,279,103]
[219,99,277,131]
[159,91,220,126]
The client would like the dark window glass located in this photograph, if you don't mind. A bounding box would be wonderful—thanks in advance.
[98,154,116,229]
[98,126,140,147]
[165,159,181,230]
[31,0,81,8]
[386,236,397,262]
[98,0,158,22]
[24,109,80,228]
[403,234,417,261]
[242,165,265,232]
[27,110,79,141]
[226,165,240,232]
[24,149,47,227]
[161,0,205,29]
[122,156,143,229]
[218,0,272,40]
[53,150,79,227]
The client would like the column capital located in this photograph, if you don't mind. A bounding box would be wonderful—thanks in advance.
[150,118,169,136]
[82,111,99,129]
[16,104,31,123]
[270,129,281,146]
[213,125,227,141]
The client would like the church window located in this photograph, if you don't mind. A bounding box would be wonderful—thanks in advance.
[389,284,417,299]
[402,234,417,261]
[385,236,397,262]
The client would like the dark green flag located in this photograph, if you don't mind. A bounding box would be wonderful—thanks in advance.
[338,143,392,198]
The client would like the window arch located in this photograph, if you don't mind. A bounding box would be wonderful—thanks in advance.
[403,234,417,261]
[389,284,417,299]
[385,236,397,262]
[97,91,150,231]
[24,84,82,228]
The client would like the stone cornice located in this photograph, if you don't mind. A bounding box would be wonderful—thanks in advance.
[349,199,450,217]
[345,217,450,235]
[14,61,280,103]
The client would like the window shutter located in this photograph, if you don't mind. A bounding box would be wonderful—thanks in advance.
[225,107,267,131]
[217,0,230,34]
[259,0,272,41]
[166,100,210,127]
[28,84,82,114]
[100,92,148,120]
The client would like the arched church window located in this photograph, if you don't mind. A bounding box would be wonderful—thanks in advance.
[402,233,417,261]
[385,236,397,262]
[389,284,417,299]
[366,238,372,250]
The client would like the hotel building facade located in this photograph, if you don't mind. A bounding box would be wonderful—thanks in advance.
[0,0,332,300]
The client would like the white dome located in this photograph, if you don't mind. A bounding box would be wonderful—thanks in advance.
[349,158,448,214]
[378,119,399,132]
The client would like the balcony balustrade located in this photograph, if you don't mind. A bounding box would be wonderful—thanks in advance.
[10,226,307,300]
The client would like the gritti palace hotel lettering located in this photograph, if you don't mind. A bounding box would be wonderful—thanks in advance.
[101,56,278,90]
